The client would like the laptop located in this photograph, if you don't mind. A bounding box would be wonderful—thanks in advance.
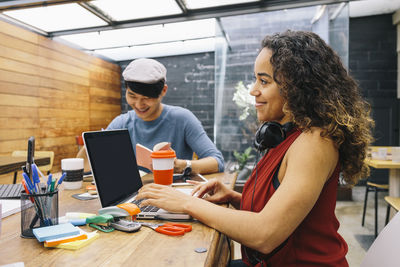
[83,129,191,220]
[0,184,23,199]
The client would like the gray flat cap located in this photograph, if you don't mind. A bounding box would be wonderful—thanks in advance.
[122,58,167,84]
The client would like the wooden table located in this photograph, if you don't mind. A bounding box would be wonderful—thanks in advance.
[0,172,237,267]
[366,158,400,197]
[0,156,50,175]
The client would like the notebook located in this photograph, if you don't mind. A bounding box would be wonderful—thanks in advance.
[32,222,80,242]
[0,184,23,199]
[83,129,191,220]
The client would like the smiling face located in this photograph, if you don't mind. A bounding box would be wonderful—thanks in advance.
[125,85,167,121]
[250,48,291,124]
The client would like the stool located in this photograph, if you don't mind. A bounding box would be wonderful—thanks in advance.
[361,181,389,237]
[384,196,400,225]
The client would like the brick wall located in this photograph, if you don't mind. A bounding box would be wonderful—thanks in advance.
[349,14,397,99]
[349,14,399,184]
[349,14,398,146]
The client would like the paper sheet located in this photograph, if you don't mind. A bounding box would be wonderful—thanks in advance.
[0,199,21,218]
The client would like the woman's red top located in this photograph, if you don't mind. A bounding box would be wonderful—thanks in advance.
[241,129,348,267]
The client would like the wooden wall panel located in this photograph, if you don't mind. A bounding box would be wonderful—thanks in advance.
[0,19,121,182]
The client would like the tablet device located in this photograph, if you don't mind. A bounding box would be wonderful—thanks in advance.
[172,173,208,186]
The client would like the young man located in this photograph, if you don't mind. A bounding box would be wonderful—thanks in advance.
[77,58,224,175]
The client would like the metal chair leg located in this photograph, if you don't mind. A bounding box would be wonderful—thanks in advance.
[374,188,378,238]
[13,171,17,184]
[385,205,391,226]
[362,185,369,226]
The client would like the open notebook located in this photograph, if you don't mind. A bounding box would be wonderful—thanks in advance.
[83,129,191,220]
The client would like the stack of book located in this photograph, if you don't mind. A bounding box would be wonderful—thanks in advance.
[32,223,99,250]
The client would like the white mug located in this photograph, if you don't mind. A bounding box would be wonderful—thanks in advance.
[392,147,400,163]
[61,158,84,190]
[377,148,387,160]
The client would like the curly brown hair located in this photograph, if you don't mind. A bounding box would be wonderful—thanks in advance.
[261,30,374,185]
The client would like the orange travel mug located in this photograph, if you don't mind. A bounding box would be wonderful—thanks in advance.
[151,150,176,186]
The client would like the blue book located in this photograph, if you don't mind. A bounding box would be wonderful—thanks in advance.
[32,223,80,242]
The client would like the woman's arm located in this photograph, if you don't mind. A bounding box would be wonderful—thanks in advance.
[138,130,338,254]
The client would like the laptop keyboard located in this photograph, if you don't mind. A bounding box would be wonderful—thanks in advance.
[131,198,160,213]
[0,184,23,199]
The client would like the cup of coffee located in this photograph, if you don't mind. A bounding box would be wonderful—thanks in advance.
[61,158,84,190]
[392,147,400,163]
[151,150,176,186]
[377,148,388,160]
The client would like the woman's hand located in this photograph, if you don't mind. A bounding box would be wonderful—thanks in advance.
[136,183,193,213]
[189,179,233,204]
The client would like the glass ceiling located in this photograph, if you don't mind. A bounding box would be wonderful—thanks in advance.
[58,19,217,60]
[184,0,259,10]
[0,0,348,62]
[90,0,183,21]
[3,3,107,32]
[58,19,216,50]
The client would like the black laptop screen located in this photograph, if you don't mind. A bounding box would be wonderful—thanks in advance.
[83,129,143,207]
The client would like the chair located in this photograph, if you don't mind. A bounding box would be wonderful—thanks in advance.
[384,196,400,225]
[361,180,389,237]
[11,150,54,184]
[360,211,400,267]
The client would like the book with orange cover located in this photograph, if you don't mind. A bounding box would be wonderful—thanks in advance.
[135,142,171,170]
[48,231,99,250]
[44,229,87,247]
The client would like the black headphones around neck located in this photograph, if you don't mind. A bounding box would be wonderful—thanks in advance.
[253,121,295,151]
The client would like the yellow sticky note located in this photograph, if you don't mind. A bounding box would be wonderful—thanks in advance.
[54,231,99,250]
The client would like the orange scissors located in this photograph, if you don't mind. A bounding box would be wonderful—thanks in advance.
[140,222,192,236]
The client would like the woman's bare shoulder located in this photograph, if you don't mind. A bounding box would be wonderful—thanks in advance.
[289,127,338,162]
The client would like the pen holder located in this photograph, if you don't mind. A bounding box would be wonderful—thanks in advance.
[20,189,59,238]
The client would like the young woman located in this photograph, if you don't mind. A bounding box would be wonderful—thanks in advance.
[137,30,374,266]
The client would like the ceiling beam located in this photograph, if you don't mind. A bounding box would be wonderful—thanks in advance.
[0,0,90,11]
[174,0,188,14]
[78,1,114,25]
[81,36,217,51]
[216,17,232,52]
[48,0,350,37]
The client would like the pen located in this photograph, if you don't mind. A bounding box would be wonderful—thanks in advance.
[50,177,56,192]
[32,164,41,193]
[21,165,33,184]
[22,172,35,193]
[55,172,66,190]
[35,164,47,182]
[23,182,40,228]
[27,168,48,215]
[21,180,34,203]
[22,173,46,226]
[47,174,53,192]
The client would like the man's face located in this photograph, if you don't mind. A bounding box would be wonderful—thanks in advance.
[125,85,167,121]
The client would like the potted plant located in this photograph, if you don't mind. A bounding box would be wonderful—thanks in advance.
[233,146,255,181]
[232,81,258,186]
[232,81,258,135]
